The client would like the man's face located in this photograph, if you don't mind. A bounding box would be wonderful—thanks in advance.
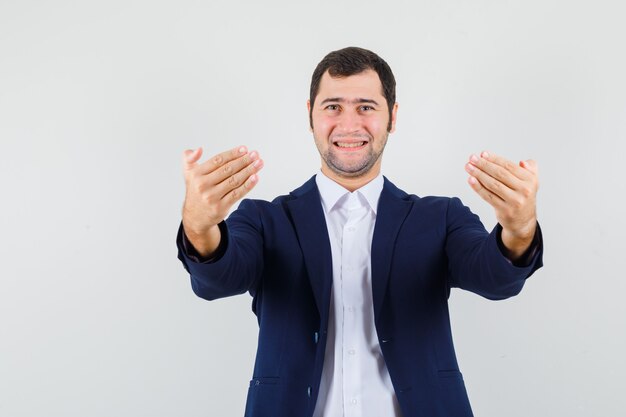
[308,69,398,180]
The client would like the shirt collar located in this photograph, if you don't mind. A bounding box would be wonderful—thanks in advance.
[315,170,384,215]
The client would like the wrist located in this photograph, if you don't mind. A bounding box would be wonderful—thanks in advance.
[182,221,221,258]
[500,221,537,260]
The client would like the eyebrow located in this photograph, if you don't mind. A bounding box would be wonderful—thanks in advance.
[319,97,380,106]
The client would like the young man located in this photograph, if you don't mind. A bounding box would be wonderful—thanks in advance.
[177,47,543,417]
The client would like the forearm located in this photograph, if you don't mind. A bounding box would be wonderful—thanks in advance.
[176,200,265,300]
[446,198,543,299]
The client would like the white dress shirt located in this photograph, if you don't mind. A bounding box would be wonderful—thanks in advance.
[312,172,403,417]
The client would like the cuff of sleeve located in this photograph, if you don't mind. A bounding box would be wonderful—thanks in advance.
[496,222,543,268]
[178,221,229,264]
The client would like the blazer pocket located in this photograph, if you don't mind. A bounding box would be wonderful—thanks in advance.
[437,370,463,379]
[249,376,280,387]
[245,377,282,416]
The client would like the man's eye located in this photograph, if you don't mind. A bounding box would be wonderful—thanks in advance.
[360,106,373,111]
[326,105,339,111]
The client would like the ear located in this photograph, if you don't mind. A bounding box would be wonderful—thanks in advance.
[307,99,313,132]
[388,102,399,133]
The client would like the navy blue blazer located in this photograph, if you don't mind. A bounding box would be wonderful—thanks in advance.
[176,176,543,417]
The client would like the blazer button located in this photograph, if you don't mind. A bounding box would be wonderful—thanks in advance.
[314,332,319,344]
[307,386,312,397]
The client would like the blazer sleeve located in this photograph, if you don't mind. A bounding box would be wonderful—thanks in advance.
[176,199,265,301]
[444,197,543,300]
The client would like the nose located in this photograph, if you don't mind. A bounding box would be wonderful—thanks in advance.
[336,108,361,134]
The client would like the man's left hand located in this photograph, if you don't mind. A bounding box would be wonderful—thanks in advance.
[465,151,539,261]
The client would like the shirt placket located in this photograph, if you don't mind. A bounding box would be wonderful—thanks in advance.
[341,194,366,416]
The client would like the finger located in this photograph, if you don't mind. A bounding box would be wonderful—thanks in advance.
[465,160,516,202]
[210,150,261,187]
[520,159,538,175]
[467,175,505,208]
[468,152,525,190]
[215,155,264,196]
[182,147,203,170]
[481,151,534,182]
[196,145,248,175]
[222,172,261,205]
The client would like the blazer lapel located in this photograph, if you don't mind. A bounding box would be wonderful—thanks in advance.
[285,177,333,323]
[371,178,413,324]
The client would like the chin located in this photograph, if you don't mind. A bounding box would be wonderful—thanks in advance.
[329,162,376,178]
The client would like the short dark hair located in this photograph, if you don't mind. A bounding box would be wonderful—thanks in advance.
[309,47,396,131]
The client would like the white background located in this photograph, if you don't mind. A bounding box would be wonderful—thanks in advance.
[1,0,625,416]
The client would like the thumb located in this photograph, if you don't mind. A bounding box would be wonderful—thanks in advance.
[183,147,203,169]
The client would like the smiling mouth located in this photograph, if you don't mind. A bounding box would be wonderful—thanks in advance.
[334,141,367,148]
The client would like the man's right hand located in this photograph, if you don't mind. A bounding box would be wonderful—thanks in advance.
[181,145,264,258]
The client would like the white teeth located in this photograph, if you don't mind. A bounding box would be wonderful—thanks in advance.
[336,142,365,148]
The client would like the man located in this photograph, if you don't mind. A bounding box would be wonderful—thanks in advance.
[177,47,543,417]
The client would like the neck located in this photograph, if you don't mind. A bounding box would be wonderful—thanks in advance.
[320,164,381,192]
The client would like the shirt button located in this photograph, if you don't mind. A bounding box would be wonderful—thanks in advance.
[348,349,356,355]
[347,226,356,232]
[351,398,358,405]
